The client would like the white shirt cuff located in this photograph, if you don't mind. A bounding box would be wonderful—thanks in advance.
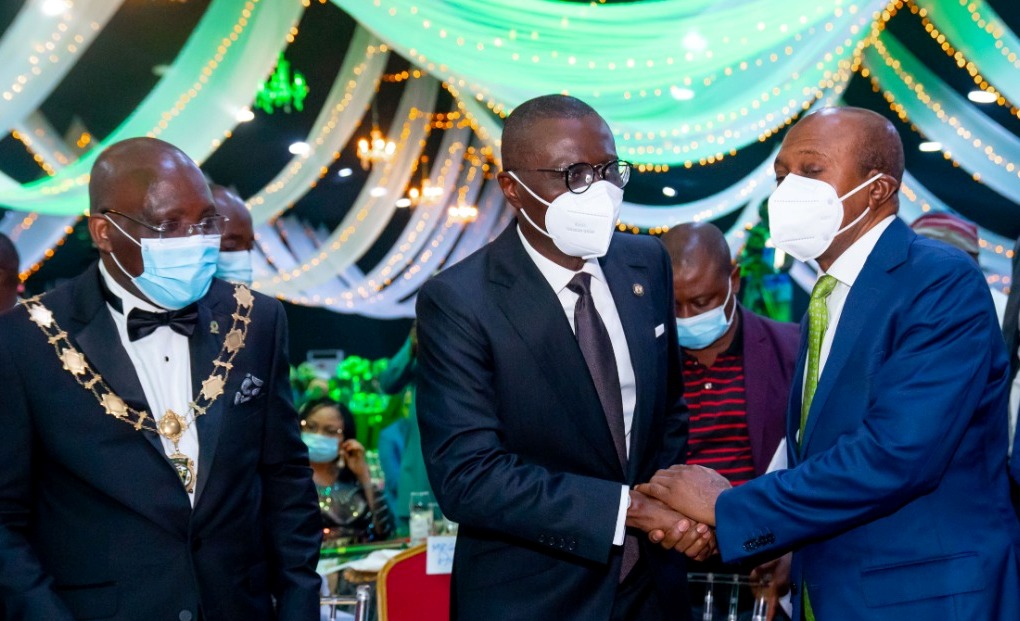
[613,485,629,546]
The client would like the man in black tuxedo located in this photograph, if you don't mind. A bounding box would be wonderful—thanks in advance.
[416,95,703,620]
[0,138,321,620]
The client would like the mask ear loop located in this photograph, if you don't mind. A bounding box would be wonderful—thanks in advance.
[103,214,142,281]
[835,173,885,236]
[507,172,555,239]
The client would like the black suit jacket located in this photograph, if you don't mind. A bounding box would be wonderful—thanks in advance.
[415,224,689,620]
[0,264,321,621]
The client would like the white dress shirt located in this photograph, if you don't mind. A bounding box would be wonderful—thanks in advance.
[517,228,635,546]
[99,261,199,505]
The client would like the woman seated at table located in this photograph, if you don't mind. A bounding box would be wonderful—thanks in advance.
[300,398,395,546]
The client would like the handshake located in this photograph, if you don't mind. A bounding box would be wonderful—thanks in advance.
[627,464,792,619]
[625,464,731,562]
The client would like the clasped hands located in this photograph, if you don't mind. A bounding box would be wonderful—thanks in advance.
[625,464,731,561]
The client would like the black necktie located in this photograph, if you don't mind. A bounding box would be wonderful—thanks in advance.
[126,305,198,342]
[566,272,627,466]
[566,272,637,581]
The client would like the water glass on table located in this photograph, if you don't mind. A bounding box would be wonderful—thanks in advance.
[409,491,435,545]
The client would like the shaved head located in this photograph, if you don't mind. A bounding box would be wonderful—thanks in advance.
[806,107,904,183]
[501,94,604,170]
[661,222,732,279]
[88,137,211,219]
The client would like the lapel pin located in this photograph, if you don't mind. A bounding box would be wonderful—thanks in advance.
[209,320,220,335]
[632,283,645,297]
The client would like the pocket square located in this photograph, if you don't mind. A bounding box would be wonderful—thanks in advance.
[654,323,665,337]
[234,373,265,405]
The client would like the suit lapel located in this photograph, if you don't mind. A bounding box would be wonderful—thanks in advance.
[70,265,164,458]
[65,264,192,529]
[801,219,911,450]
[488,226,623,476]
[599,246,655,483]
[789,315,809,463]
[190,286,232,504]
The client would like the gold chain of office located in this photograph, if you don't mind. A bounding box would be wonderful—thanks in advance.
[23,285,256,493]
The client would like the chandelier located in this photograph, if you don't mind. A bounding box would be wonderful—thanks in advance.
[447,204,478,223]
[357,101,395,170]
[406,157,444,207]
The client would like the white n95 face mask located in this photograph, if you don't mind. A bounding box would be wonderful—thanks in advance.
[508,172,623,259]
[767,172,883,262]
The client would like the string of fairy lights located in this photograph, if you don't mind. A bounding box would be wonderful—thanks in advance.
[0,0,1016,302]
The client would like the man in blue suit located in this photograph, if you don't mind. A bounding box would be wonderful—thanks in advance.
[416,95,704,620]
[636,107,1020,620]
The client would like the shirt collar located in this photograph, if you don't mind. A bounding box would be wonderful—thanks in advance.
[516,225,605,294]
[98,259,161,315]
[824,215,896,287]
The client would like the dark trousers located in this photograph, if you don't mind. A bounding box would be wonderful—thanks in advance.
[611,556,666,621]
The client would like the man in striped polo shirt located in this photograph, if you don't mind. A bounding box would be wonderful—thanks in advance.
[661,222,800,618]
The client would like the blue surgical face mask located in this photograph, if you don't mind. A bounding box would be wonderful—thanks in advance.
[216,250,253,286]
[302,432,339,463]
[675,280,735,350]
[106,215,220,310]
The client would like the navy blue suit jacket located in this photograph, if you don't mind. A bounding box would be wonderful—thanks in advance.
[714,218,1020,620]
[415,224,689,620]
[0,264,322,621]
[1004,236,1020,487]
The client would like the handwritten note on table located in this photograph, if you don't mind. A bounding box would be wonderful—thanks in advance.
[426,536,456,575]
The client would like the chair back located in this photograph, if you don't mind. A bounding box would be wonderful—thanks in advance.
[376,545,451,621]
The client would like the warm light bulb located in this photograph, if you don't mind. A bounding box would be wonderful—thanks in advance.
[918,141,942,152]
[236,107,255,123]
[288,141,310,156]
[967,90,996,104]
[41,0,71,17]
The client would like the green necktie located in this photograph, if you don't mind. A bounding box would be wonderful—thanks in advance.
[800,274,838,443]
[800,274,838,621]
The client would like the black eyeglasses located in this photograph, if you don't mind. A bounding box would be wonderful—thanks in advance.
[104,210,229,239]
[512,159,632,194]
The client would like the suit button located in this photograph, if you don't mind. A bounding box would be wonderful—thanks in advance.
[790,583,798,596]
[538,535,545,544]
[178,611,193,621]
[568,540,576,552]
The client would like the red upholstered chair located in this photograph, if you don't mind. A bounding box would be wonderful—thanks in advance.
[376,545,451,621]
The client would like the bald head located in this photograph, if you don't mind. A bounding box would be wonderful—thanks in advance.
[0,232,19,311]
[211,184,254,251]
[796,107,905,184]
[88,137,211,219]
[661,222,732,279]
[501,94,605,170]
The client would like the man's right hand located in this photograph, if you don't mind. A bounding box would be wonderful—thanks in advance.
[626,489,716,561]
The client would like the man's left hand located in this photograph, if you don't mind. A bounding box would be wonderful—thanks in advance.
[638,465,731,527]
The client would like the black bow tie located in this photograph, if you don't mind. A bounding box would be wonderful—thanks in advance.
[126,305,199,342]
